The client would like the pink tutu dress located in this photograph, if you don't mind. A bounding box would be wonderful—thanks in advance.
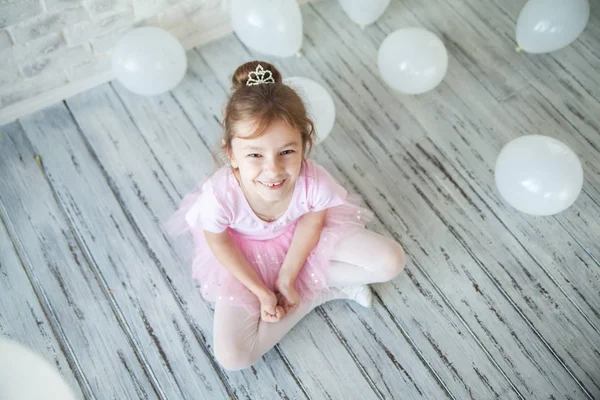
[168,159,373,310]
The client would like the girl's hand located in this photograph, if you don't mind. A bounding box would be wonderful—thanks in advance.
[258,290,285,323]
[275,278,301,314]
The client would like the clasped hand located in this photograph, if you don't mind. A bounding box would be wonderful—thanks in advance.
[258,277,300,323]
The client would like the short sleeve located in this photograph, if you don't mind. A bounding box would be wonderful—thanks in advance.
[308,161,347,211]
[185,180,230,233]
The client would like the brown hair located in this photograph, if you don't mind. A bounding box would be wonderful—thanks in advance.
[220,60,315,161]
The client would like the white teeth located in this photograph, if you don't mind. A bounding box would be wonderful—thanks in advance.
[260,181,283,187]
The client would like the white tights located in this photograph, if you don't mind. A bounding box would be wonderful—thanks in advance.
[212,229,406,371]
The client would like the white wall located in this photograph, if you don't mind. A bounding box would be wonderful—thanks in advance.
[0,0,232,124]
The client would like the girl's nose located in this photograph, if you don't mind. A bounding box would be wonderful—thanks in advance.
[264,157,283,176]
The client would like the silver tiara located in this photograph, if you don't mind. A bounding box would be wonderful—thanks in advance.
[246,64,275,86]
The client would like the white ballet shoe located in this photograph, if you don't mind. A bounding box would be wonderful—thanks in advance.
[340,285,373,308]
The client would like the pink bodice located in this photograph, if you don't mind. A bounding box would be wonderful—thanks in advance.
[185,159,348,240]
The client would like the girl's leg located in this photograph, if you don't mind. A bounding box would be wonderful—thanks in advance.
[212,230,405,371]
[324,229,406,287]
[213,289,353,371]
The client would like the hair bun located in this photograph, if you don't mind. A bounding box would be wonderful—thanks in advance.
[231,61,283,90]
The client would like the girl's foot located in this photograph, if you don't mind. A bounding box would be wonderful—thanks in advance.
[340,285,373,308]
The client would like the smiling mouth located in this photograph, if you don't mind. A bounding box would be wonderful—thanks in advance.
[259,180,285,188]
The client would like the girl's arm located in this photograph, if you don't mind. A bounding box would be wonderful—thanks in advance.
[204,230,272,301]
[278,209,327,285]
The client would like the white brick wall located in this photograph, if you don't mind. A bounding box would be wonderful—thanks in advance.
[0,0,44,29]
[0,66,21,91]
[0,0,317,124]
[0,29,13,49]
[20,43,93,78]
[7,33,66,60]
[9,8,90,43]
[0,0,227,124]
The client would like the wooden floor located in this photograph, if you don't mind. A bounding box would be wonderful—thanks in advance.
[2,0,600,399]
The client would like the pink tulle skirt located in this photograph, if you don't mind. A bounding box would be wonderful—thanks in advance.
[168,182,373,310]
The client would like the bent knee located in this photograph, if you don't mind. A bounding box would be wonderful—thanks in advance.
[379,242,406,282]
[214,343,257,371]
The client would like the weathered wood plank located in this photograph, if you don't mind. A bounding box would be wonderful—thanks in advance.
[0,208,84,399]
[371,4,600,333]
[500,86,600,200]
[0,123,157,399]
[373,65,600,338]
[406,0,600,341]
[414,137,600,398]
[374,0,600,336]
[64,81,384,399]
[384,0,530,101]
[403,0,600,203]
[167,49,454,399]
[323,111,592,399]
[490,0,600,103]
[499,87,600,313]
[385,76,600,395]
[291,3,598,397]
[314,0,600,350]
[18,106,233,399]
[462,0,600,195]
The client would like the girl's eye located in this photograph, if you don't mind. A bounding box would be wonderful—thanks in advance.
[280,150,294,155]
[247,154,262,158]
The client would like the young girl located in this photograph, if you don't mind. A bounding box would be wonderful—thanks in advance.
[169,61,405,371]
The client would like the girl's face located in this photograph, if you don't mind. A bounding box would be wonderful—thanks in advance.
[229,119,304,205]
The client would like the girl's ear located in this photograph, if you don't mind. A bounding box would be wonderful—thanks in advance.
[230,156,238,169]
[222,138,238,168]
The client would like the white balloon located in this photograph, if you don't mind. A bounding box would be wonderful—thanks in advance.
[495,135,583,216]
[516,0,589,54]
[231,0,302,57]
[112,27,187,96]
[284,77,336,143]
[378,28,448,95]
[339,0,390,26]
[0,338,76,400]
